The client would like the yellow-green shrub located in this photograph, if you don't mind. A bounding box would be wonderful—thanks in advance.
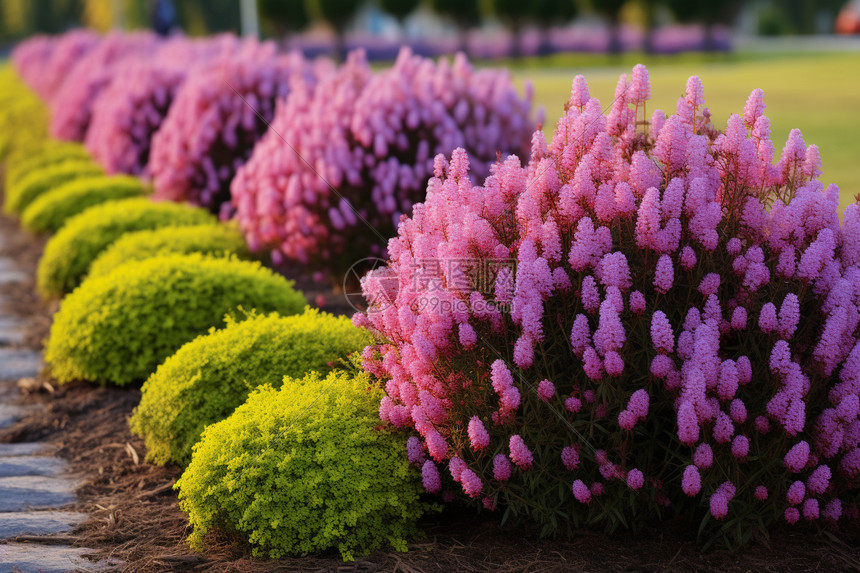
[44,254,306,386]
[130,309,372,466]
[22,175,148,233]
[0,67,47,160]
[37,198,215,298]
[88,223,248,280]
[5,142,91,190]
[176,370,429,561]
[4,160,103,214]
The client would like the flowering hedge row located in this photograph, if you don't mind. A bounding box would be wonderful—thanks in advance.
[14,31,536,258]
[358,67,860,544]
[13,32,318,216]
[84,35,241,175]
[149,41,318,212]
[1,63,432,559]
[232,47,536,274]
[12,29,100,102]
[49,31,159,142]
[10,28,858,555]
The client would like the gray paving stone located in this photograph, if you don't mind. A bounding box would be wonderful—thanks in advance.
[0,348,41,380]
[0,511,87,538]
[0,443,53,457]
[0,456,66,478]
[0,260,27,285]
[0,316,26,346]
[0,404,23,430]
[0,476,79,511]
[0,543,117,572]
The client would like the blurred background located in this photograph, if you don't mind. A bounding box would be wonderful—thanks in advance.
[1,0,859,58]
[2,0,859,207]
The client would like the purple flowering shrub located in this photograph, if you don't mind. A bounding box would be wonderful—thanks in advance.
[49,31,159,142]
[358,66,860,544]
[85,35,240,175]
[231,48,535,273]
[149,41,317,212]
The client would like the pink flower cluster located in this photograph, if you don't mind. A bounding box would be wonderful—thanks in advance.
[12,29,100,101]
[149,41,318,211]
[10,34,57,91]
[85,35,241,175]
[359,66,860,541]
[231,47,535,270]
[49,31,159,142]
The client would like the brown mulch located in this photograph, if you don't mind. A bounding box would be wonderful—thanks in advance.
[1,210,859,572]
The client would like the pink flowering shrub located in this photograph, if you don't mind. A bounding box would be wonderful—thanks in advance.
[11,34,57,90]
[14,29,100,101]
[231,48,535,272]
[85,35,240,175]
[358,66,860,545]
[149,41,317,212]
[49,31,159,142]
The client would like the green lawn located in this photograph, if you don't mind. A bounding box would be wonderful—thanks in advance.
[512,52,860,211]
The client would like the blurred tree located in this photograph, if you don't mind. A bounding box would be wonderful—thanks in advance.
[378,0,420,28]
[1,0,28,38]
[83,0,147,32]
[28,0,81,34]
[666,0,741,50]
[591,0,626,54]
[431,0,481,54]
[310,0,361,61]
[83,0,114,31]
[259,0,309,38]
[781,0,816,34]
[757,3,792,36]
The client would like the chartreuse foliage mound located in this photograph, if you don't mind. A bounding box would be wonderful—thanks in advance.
[44,254,306,386]
[37,198,215,298]
[88,223,249,280]
[0,65,48,160]
[176,370,430,561]
[4,159,103,215]
[131,309,371,466]
[21,175,148,233]
[5,142,90,190]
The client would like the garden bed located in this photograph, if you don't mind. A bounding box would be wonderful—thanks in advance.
[0,211,858,572]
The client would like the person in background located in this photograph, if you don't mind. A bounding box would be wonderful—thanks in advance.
[152,0,178,36]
